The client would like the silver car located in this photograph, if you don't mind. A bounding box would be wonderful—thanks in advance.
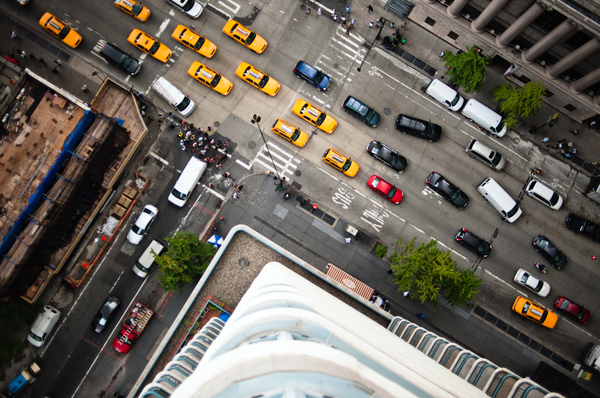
[465,139,506,171]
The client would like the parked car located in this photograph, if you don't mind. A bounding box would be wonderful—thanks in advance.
[395,114,441,142]
[127,204,158,245]
[293,61,331,90]
[92,296,121,333]
[425,171,468,209]
[366,141,407,173]
[454,228,491,258]
[512,296,558,329]
[565,213,600,242]
[367,175,403,204]
[513,269,551,297]
[554,296,591,324]
[100,43,142,76]
[532,235,567,270]
[465,139,506,171]
[342,96,380,127]
[525,179,563,210]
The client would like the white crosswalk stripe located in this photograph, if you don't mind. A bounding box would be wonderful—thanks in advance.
[251,142,300,181]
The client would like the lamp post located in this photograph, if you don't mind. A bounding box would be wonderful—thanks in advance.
[357,18,387,72]
[251,115,285,190]
[91,70,107,82]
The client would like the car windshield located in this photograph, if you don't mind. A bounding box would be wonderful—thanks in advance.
[29,332,42,341]
[552,252,563,263]
[450,94,460,107]
[149,41,161,54]
[491,152,502,166]
[291,129,301,141]
[131,3,143,15]
[316,112,327,126]
[425,122,435,137]
[177,97,191,112]
[539,310,548,323]
[210,74,222,87]
[171,188,187,200]
[193,37,206,50]
[131,225,144,235]
[58,25,71,40]
[259,75,270,88]
[182,0,196,11]
[387,187,398,199]
[449,188,461,201]
[388,153,399,166]
[533,280,544,292]
[549,192,560,206]
[365,108,376,120]
[342,159,353,172]
[495,120,505,132]
[314,71,325,84]
[246,32,256,45]
[477,243,487,254]
[120,56,133,69]
[577,308,587,319]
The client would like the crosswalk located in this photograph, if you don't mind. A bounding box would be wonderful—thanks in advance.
[238,141,301,181]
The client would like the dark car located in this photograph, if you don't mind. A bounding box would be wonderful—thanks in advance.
[455,228,491,258]
[342,96,380,127]
[565,213,600,242]
[554,296,591,324]
[92,296,121,333]
[425,171,469,209]
[395,114,441,142]
[366,141,407,173]
[100,43,142,76]
[293,61,331,91]
[532,235,567,270]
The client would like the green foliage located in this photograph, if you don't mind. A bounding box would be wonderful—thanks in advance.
[441,46,491,93]
[155,231,217,294]
[0,299,42,366]
[375,244,388,258]
[491,81,546,130]
[0,337,27,367]
[390,237,482,310]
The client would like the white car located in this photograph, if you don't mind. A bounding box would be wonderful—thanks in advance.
[514,268,551,297]
[525,179,563,210]
[127,204,158,245]
[167,0,203,18]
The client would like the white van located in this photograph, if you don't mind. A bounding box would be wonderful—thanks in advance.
[152,77,196,117]
[133,239,167,278]
[461,99,507,137]
[168,157,207,207]
[27,305,61,347]
[477,177,522,223]
[426,79,465,111]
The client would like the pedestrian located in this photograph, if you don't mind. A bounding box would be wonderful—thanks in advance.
[237,185,244,191]
[38,57,47,67]
[390,22,394,28]
[306,8,311,15]
[377,17,383,23]
[403,291,410,297]
[54,59,62,66]
[318,7,321,15]
[333,13,338,22]
[20,50,26,58]
[51,67,59,74]
[345,238,352,244]
[345,26,350,35]
[402,22,407,30]
[367,5,373,13]
[223,172,230,178]
[541,136,549,143]
[369,21,374,28]
[215,162,222,169]
[11,31,18,39]
[232,192,239,200]
[417,312,425,320]
[346,5,350,13]
[207,126,211,132]
[82,85,89,93]
[232,183,239,190]
[208,183,215,188]
[189,123,194,129]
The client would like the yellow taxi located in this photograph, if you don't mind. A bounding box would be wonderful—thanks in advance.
[222,20,267,54]
[171,25,217,58]
[38,12,82,48]
[271,119,309,148]
[322,148,359,177]
[127,29,172,63]
[512,296,559,329]
[187,62,233,96]
[292,99,337,134]
[114,0,151,22]
[235,62,280,96]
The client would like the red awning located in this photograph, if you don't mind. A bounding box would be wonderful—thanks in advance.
[325,264,374,300]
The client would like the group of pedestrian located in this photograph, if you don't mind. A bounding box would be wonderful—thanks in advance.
[550,138,578,158]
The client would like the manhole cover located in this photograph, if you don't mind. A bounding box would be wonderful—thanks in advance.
[334,63,339,69]
[513,137,520,144]
[294,170,302,176]
[135,201,143,207]
[125,242,135,250]
[239,258,250,268]
[214,121,220,128]
[156,172,164,180]
[147,189,154,196]
[248,141,256,149]
[384,108,392,115]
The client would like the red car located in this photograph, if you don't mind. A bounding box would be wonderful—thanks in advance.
[367,175,403,204]
[554,296,591,324]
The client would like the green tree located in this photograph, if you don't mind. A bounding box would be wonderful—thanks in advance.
[389,237,482,310]
[491,81,547,130]
[155,231,217,294]
[0,299,42,366]
[441,46,491,93]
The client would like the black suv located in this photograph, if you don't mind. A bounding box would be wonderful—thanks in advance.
[532,235,568,270]
[565,213,600,242]
[395,114,441,142]
[342,96,380,127]
[425,171,468,209]
[293,61,331,90]
[455,228,491,258]
[366,140,407,172]
[100,43,141,76]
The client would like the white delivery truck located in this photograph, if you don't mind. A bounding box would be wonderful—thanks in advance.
[168,157,207,207]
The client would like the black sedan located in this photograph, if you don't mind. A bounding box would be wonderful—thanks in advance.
[455,228,491,258]
[366,141,407,173]
[532,235,568,270]
[565,213,600,242]
[395,114,441,142]
[91,295,121,333]
[425,171,469,209]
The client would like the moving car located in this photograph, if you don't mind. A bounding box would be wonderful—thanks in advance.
[564,213,600,242]
[92,296,121,333]
[532,235,567,270]
[525,179,563,210]
[167,0,203,18]
[465,139,506,171]
[114,0,151,22]
[367,175,403,204]
[366,141,407,173]
[425,171,469,209]
[293,99,337,133]
[100,43,141,76]
[293,61,331,91]
[222,20,267,54]
[512,296,558,329]
[513,269,551,297]
[342,96,380,127]
[127,204,158,245]
[171,25,217,58]
[38,12,82,48]
[127,29,172,63]
[554,296,591,324]
[322,148,359,177]
[454,228,491,258]
[235,62,280,96]
[271,119,309,147]
[395,114,441,142]
[187,62,233,95]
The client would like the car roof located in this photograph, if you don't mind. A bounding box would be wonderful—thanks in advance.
[296,61,317,77]
[470,140,494,157]
[528,180,555,199]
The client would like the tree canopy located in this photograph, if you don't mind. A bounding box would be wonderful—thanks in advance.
[441,46,491,93]
[390,237,482,310]
[155,231,217,294]
[491,81,547,130]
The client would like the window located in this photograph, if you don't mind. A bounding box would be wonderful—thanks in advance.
[448,31,459,40]
[425,17,436,26]
[564,104,577,112]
